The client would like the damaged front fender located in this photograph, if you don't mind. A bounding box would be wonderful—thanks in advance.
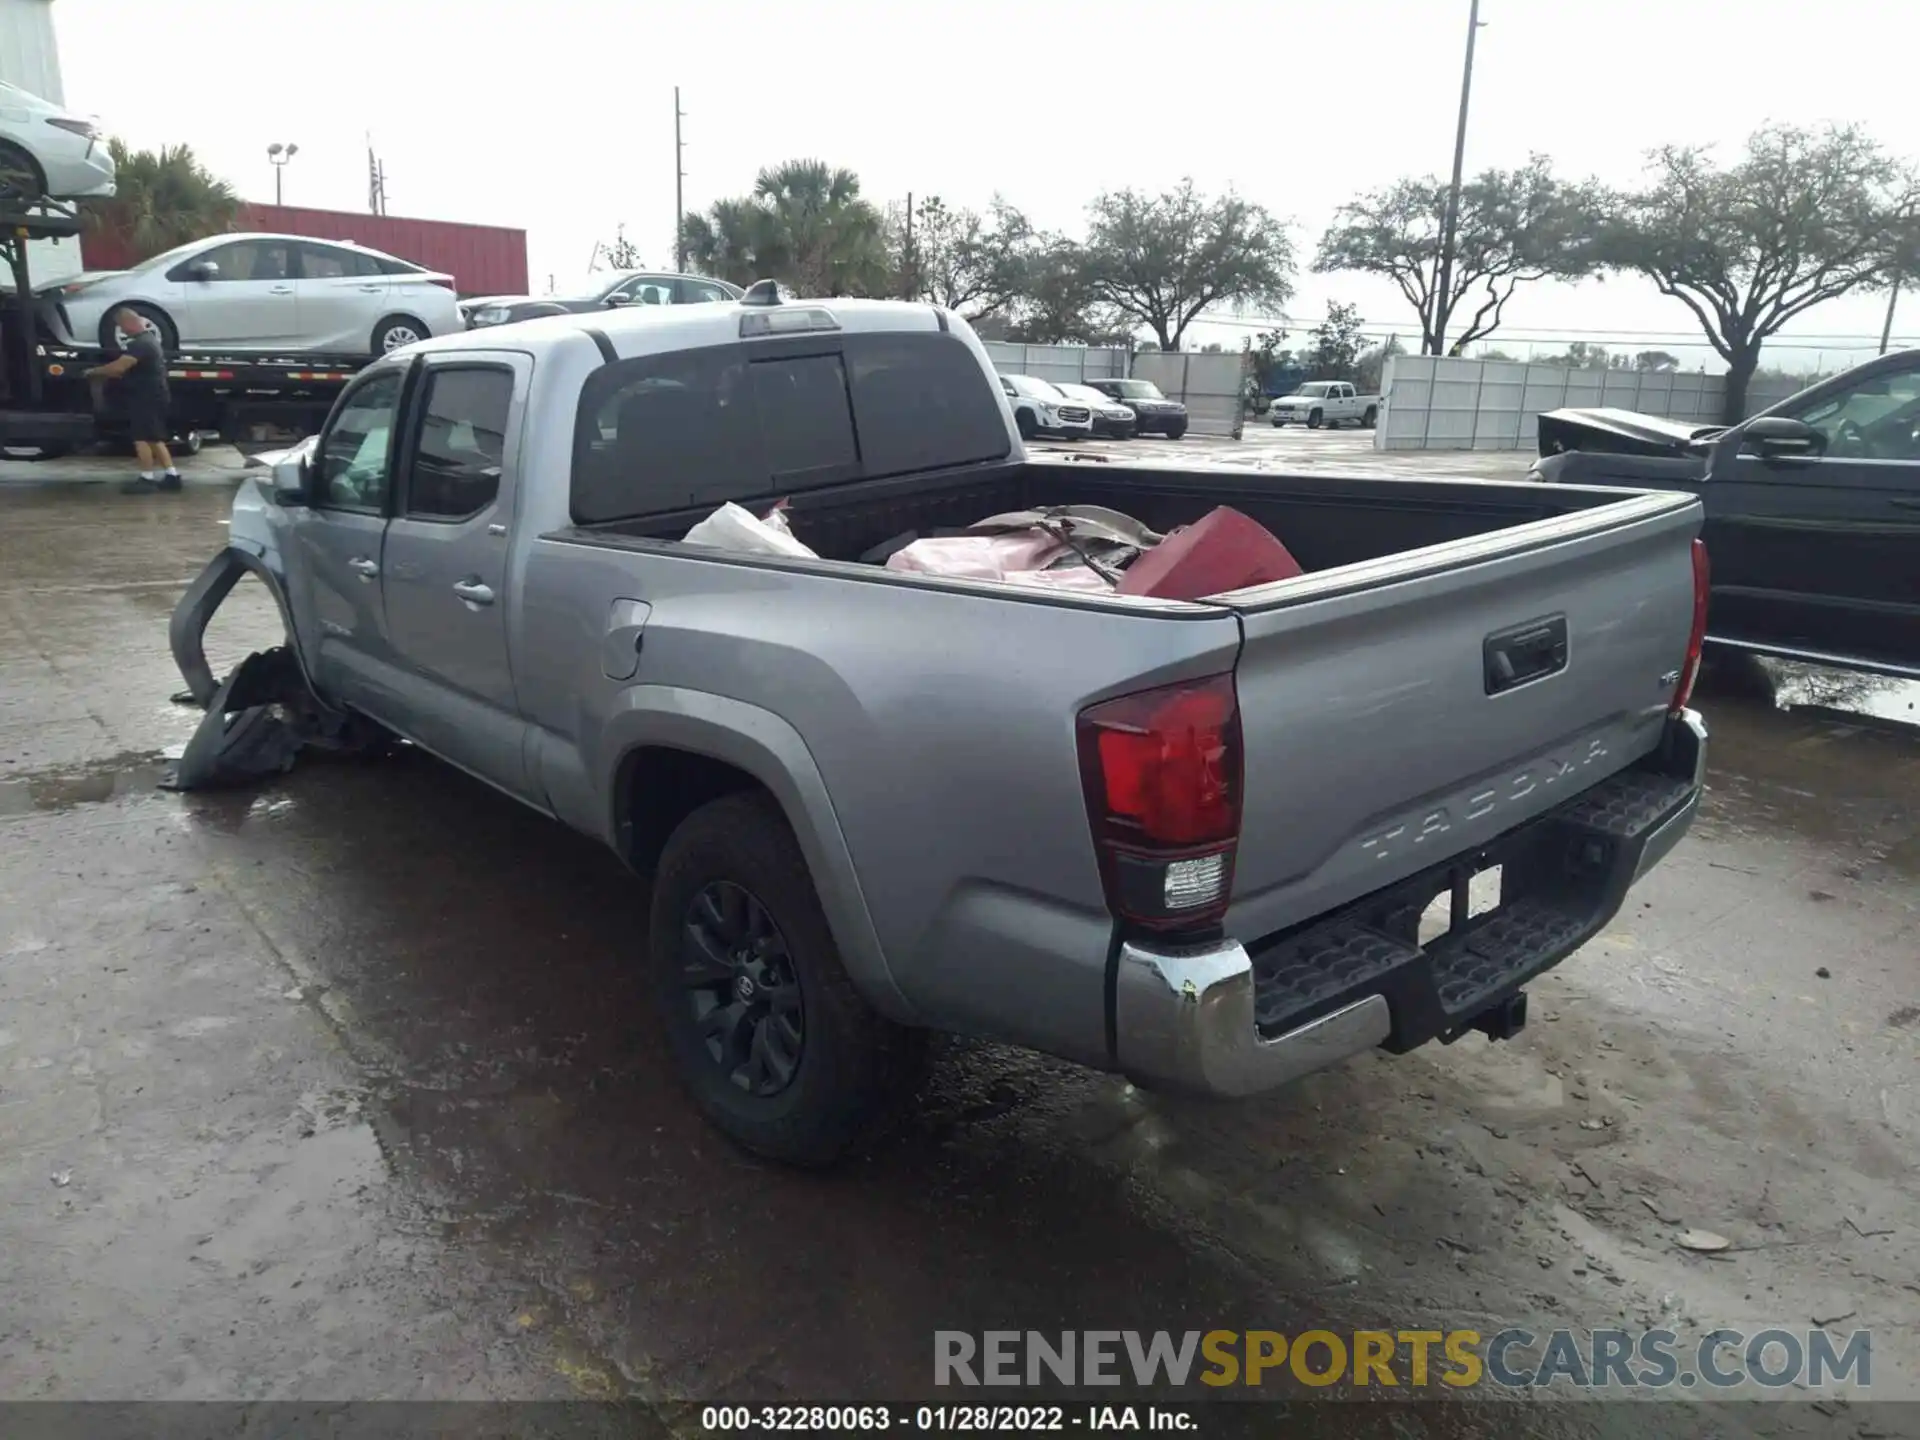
[166,472,388,790]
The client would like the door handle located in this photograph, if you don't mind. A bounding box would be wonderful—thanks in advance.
[358,284,384,293]
[347,556,379,578]
[452,579,495,606]
[269,285,294,295]
[1890,497,1920,511]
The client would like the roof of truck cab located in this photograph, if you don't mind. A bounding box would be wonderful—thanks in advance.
[413,297,953,361]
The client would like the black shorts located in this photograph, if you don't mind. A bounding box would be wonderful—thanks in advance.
[126,392,170,443]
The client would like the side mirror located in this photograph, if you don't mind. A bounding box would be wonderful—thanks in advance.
[270,457,309,507]
[188,261,220,282]
[1741,415,1818,458]
[604,294,630,308]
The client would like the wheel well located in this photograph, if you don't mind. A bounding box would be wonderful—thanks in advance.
[0,140,47,192]
[377,313,429,338]
[619,746,769,873]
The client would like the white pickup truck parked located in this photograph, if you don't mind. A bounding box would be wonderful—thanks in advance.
[1269,381,1379,430]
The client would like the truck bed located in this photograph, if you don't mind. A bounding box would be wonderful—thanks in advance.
[577,458,1659,583]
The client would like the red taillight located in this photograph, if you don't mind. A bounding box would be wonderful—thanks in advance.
[1671,538,1710,714]
[1077,673,1243,930]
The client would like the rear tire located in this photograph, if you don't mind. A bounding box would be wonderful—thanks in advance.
[648,792,926,1168]
[98,302,179,357]
[371,315,430,353]
[0,142,46,204]
[1361,405,1378,428]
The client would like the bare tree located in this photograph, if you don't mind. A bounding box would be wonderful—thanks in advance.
[1595,124,1917,421]
[1314,156,1602,355]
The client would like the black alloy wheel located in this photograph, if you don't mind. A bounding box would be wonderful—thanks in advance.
[681,880,805,1097]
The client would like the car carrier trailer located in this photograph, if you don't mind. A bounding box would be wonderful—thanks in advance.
[2,200,364,460]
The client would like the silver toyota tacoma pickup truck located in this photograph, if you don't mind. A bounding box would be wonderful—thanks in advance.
[171,287,1710,1165]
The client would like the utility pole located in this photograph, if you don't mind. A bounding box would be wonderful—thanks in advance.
[1881,274,1902,355]
[674,87,687,272]
[903,191,914,301]
[1431,0,1484,355]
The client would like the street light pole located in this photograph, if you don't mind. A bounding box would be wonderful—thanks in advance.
[674,88,687,273]
[266,142,298,207]
[1431,0,1483,355]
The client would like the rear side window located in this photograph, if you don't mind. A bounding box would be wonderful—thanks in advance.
[570,331,1012,523]
[299,244,382,280]
[572,346,761,521]
[751,353,858,484]
[848,334,1010,478]
[405,368,513,520]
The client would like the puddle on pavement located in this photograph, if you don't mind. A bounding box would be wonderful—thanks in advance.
[0,752,168,818]
[1701,651,1920,730]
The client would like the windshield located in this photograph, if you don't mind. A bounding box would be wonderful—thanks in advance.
[1111,380,1164,400]
[130,239,219,275]
[1291,382,1334,397]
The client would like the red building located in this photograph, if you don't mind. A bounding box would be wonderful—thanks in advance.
[81,203,529,297]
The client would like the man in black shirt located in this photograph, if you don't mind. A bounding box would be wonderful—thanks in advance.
[85,307,180,493]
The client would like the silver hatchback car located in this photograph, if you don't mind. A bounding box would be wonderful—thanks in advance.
[49,232,465,356]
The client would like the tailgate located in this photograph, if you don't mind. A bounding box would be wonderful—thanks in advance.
[1221,491,1701,941]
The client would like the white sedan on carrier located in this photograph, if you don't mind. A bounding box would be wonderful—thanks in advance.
[0,80,114,202]
[47,233,464,356]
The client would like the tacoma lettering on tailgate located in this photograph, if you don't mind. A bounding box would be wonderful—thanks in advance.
[1358,737,1611,864]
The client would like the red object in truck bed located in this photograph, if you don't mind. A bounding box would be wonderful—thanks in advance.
[1116,505,1303,600]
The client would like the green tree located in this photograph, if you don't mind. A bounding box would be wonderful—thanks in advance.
[1304,301,1367,378]
[680,159,891,297]
[1594,124,1917,422]
[1531,341,1613,369]
[1314,156,1602,356]
[1245,326,1293,394]
[81,139,239,262]
[1005,238,1132,347]
[1080,179,1293,351]
[1355,335,1406,395]
[898,195,1034,319]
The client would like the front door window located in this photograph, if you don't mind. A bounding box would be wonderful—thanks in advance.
[1784,365,1920,461]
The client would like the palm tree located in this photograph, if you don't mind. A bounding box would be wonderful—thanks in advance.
[82,140,239,264]
[680,159,893,297]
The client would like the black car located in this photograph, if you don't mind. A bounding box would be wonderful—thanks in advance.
[463,271,741,330]
[1085,377,1188,438]
[1531,349,1920,679]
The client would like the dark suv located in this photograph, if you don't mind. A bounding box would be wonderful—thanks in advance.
[1085,378,1188,438]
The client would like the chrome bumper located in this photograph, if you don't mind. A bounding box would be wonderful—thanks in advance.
[1116,708,1708,1098]
[1114,939,1391,1098]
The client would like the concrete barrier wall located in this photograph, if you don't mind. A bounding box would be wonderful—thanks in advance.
[980,343,1128,388]
[1130,351,1246,438]
[1376,355,1812,452]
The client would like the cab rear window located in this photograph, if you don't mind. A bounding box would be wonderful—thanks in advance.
[570,331,1011,523]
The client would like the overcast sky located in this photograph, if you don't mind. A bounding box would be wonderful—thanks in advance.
[52,0,1920,370]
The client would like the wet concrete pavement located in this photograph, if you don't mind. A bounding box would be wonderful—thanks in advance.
[0,478,1915,1434]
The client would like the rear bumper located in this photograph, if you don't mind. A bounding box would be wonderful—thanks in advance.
[1132,410,1187,434]
[1114,709,1707,1097]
